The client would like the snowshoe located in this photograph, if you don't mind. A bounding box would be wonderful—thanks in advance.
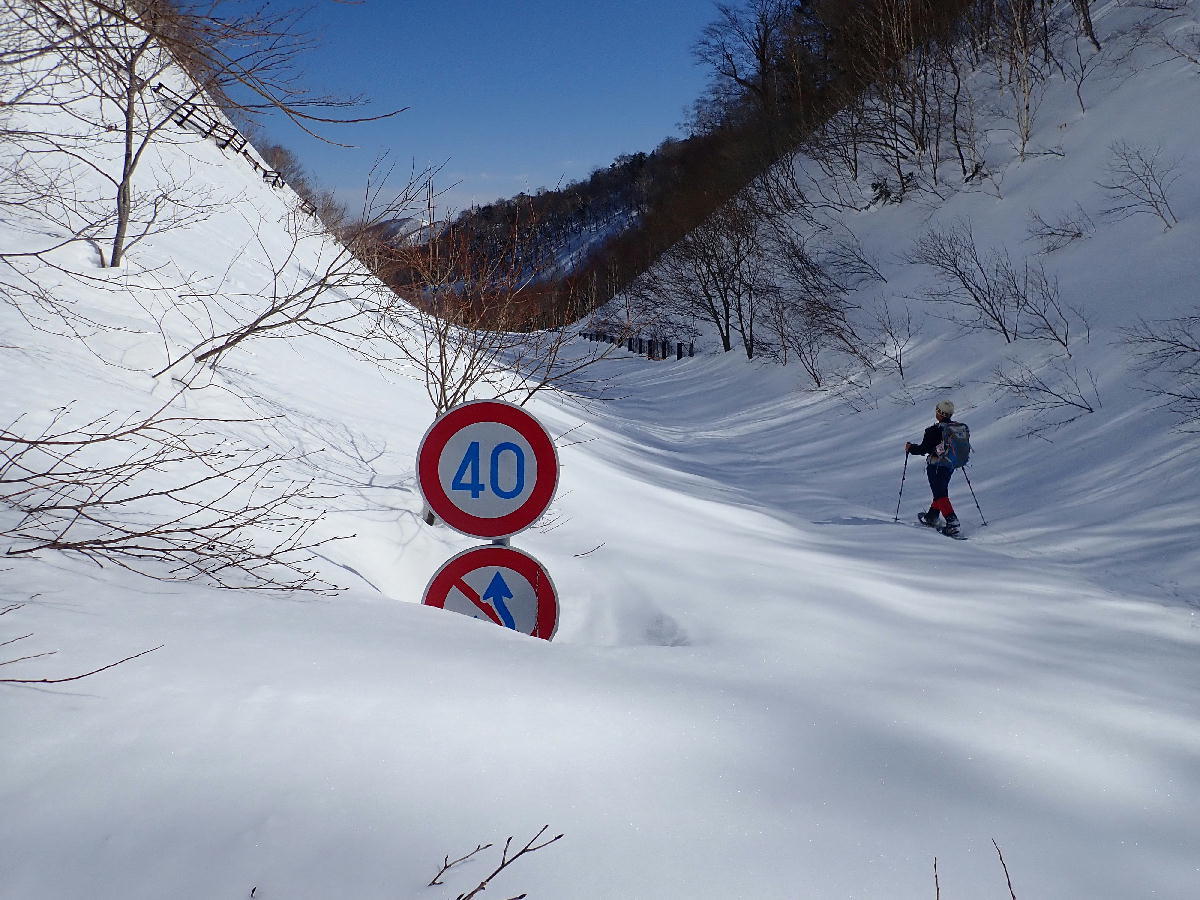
[917,511,940,528]
[937,516,966,540]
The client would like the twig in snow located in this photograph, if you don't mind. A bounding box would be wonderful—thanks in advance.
[429,843,493,886]
[0,645,162,685]
[993,839,1018,900]
[454,826,564,900]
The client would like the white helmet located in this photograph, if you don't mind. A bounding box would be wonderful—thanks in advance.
[935,399,955,417]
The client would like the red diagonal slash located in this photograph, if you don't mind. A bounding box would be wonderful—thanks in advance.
[453,577,502,625]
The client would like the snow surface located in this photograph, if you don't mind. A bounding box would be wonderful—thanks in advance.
[3,2,1200,898]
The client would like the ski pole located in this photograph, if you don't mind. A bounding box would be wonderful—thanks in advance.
[962,467,988,526]
[893,453,909,523]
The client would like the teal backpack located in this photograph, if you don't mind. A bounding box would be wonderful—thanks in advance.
[936,421,971,469]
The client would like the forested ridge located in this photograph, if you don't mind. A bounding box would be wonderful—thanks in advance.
[440,0,1092,330]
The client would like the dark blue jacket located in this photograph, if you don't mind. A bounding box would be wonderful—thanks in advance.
[908,421,957,463]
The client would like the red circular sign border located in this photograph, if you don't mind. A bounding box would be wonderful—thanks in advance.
[422,545,559,640]
[417,400,559,539]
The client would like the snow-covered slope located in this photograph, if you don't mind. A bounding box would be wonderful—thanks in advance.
[3,2,1200,899]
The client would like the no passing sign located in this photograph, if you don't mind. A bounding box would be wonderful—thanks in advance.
[422,544,559,640]
[417,400,558,539]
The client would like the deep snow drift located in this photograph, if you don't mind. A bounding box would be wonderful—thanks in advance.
[3,1,1200,898]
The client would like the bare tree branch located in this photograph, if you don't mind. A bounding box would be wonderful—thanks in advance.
[428,843,493,887]
[1,398,342,592]
[1,645,161,684]
[1098,141,1181,230]
[453,826,564,900]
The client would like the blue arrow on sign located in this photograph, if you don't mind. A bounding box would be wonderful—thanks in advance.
[482,571,516,629]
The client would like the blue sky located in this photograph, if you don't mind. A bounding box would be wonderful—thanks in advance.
[263,0,719,216]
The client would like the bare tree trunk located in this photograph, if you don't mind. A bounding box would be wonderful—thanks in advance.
[1072,0,1101,52]
[110,53,140,267]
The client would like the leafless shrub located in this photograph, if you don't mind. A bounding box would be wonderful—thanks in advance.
[1026,204,1096,253]
[826,369,878,412]
[872,298,922,381]
[934,38,987,185]
[1,398,340,591]
[1100,6,1174,74]
[1,0,406,347]
[910,220,1022,342]
[1098,141,1181,229]
[983,0,1055,158]
[1064,29,1108,113]
[989,355,1101,436]
[742,171,875,371]
[1010,262,1089,354]
[1,145,224,311]
[4,0,225,268]
[15,0,403,144]
[834,0,983,195]
[795,117,872,211]
[821,228,888,289]
[362,190,630,527]
[1157,23,1200,68]
[429,825,563,900]
[153,214,390,377]
[1,108,219,342]
[641,193,770,358]
[377,192,630,419]
[761,261,871,377]
[1123,312,1200,430]
[0,4,222,342]
[790,329,829,387]
[145,159,444,380]
[1124,0,1188,11]
[913,221,1087,352]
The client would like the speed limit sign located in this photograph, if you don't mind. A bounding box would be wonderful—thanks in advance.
[417,400,559,539]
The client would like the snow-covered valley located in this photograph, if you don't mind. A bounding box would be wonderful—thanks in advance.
[3,1,1200,897]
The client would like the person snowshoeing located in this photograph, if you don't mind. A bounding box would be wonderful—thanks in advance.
[905,399,968,537]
